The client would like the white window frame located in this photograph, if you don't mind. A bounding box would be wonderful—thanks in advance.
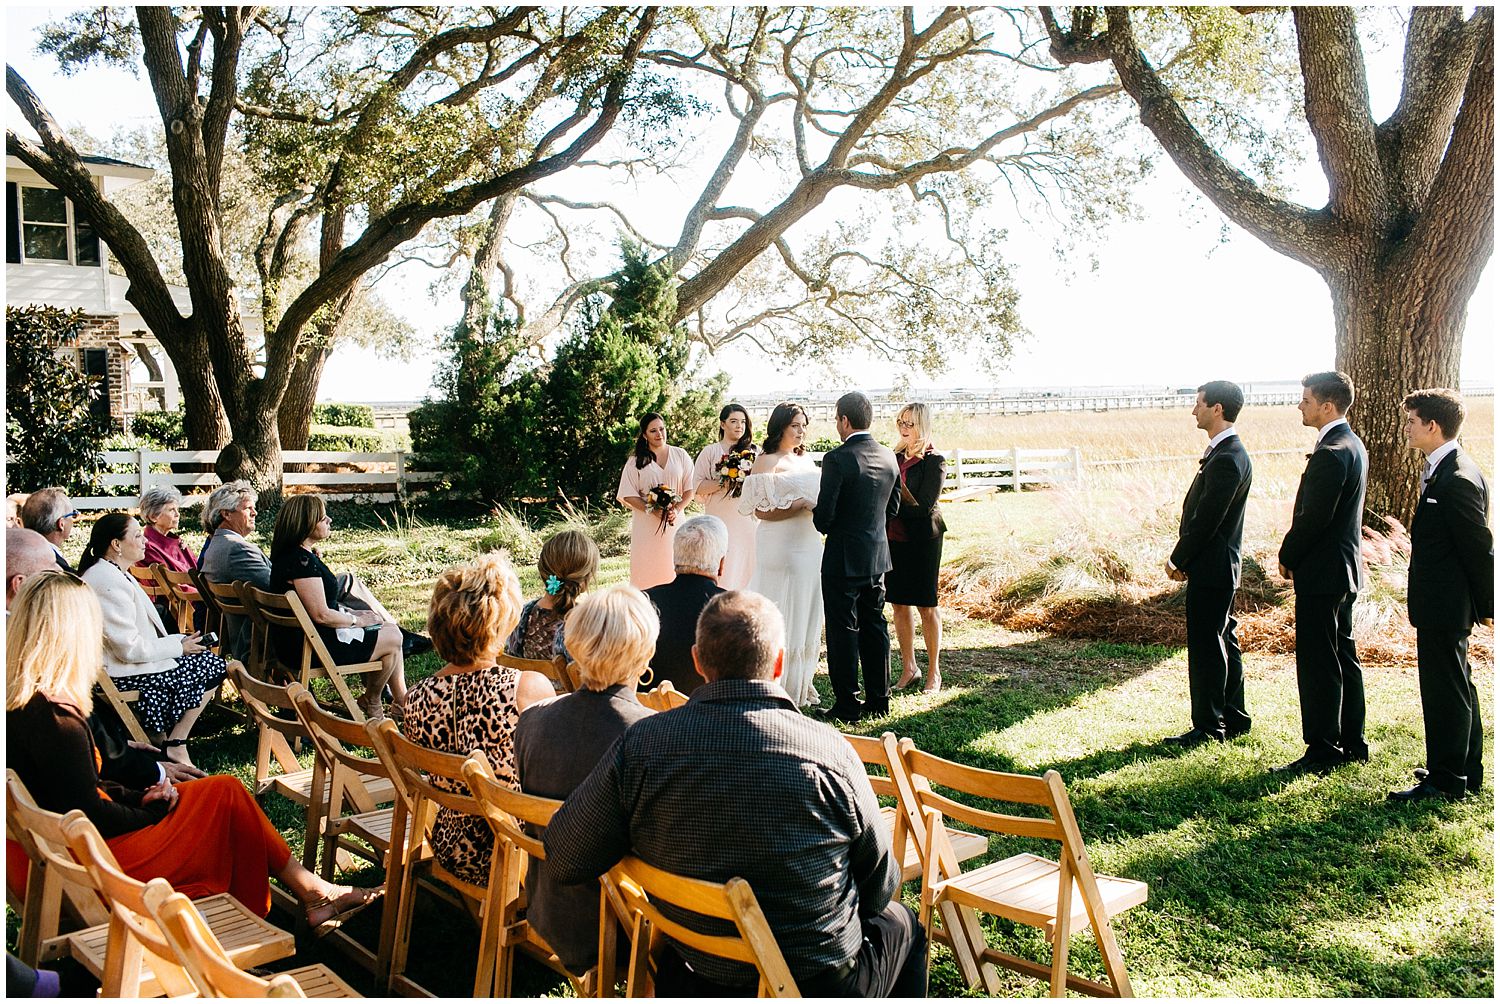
[16,183,99,267]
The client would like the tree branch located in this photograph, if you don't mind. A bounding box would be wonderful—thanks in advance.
[1291,8,1382,222]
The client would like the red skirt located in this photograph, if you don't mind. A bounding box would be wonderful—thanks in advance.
[106,775,292,917]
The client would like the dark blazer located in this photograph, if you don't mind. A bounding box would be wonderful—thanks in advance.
[1407,446,1493,631]
[643,573,724,694]
[1279,422,1368,595]
[1170,434,1253,589]
[198,528,272,661]
[813,433,900,579]
[892,449,947,540]
[53,547,74,573]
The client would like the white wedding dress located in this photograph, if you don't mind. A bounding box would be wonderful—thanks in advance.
[740,460,823,707]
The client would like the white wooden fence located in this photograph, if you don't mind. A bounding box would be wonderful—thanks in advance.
[75,445,1084,510]
[74,449,445,510]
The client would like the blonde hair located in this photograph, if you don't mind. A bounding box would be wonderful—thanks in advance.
[428,553,524,666]
[897,402,933,459]
[6,572,103,715]
[564,585,659,691]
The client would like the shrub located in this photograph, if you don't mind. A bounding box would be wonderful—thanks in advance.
[129,408,187,449]
[5,305,105,494]
[312,402,375,428]
[306,426,386,452]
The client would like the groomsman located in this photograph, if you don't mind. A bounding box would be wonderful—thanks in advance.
[1163,380,1254,746]
[1389,389,1492,802]
[1275,371,1368,775]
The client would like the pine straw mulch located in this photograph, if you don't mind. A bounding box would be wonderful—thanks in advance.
[941,573,1494,670]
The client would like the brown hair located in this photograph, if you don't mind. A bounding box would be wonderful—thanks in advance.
[428,553,524,666]
[762,402,808,455]
[1302,371,1355,414]
[270,494,326,560]
[1402,387,1466,439]
[537,529,600,615]
[693,590,784,682]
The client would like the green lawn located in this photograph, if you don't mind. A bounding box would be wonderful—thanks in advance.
[22,494,1493,997]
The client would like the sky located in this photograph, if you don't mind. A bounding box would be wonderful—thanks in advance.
[5,6,1493,402]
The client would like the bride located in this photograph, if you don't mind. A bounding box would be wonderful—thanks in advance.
[739,402,823,708]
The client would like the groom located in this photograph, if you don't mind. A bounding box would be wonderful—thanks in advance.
[814,391,900,723]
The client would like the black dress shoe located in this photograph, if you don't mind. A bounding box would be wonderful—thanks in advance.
[860,702,890,720]
[1163,728,1224,748]
[401,629,433,657]
[817,704,864,725]
[1269,754,1341,777]
[1387,780,1465,803]
[1414,768,1482,793]
[1341,744,1370,763]
[1223,721,1252,740]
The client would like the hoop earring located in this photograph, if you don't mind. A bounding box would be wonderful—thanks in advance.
[638,666,654,687]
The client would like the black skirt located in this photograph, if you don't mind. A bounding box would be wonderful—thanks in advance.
[886,533,943,608]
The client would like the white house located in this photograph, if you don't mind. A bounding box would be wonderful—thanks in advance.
[6,153,262,429]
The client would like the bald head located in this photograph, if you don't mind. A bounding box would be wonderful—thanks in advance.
[7,528,57,609]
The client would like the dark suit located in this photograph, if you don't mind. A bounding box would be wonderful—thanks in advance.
[1407,445,1492,792]
[813,432,900,714]
[644,573,724,695]
[53,547,74,573]
[1278,421,1368,762]
[1170,432,1253,737]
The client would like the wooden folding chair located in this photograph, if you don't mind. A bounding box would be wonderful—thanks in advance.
[895,740,1148,997]
[604,855,799,997]
[93,667,153,744]
[60,815,297,998]
[496,651,572,694]
[6,770,111,968]
[187,567,223,646]
[841,731,987,884]
[142,563,196,634]
[637,680,689,713]
[564,660,585,692]
[128,562,171,608]
[144,881,362,998]
[461,750,590,997]
[287,683,403,882]
[243,585,377,722]
[198,575,271,679]
[366,717,495,995]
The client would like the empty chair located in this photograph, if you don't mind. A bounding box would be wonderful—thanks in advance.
[895,740,1148,997]
[145,880,361,998]
[605,855,799,998]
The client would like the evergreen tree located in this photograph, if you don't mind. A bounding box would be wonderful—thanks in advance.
[5,306,105,494]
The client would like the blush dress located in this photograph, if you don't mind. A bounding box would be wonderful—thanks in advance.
[617,446,695,589]
[692,442,759,590]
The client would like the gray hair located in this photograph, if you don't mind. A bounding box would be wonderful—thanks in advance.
[203,480,256,533]
[673,515,728,574]
[20,487,72,535]
[138,484,183,522]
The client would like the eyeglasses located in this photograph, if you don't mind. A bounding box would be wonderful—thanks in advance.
[63,510,81,520]
[896,420,915,430]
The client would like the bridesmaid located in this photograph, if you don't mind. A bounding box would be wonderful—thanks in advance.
[887,402,947,693]
[617,413,695,589]
[691,403,759,590]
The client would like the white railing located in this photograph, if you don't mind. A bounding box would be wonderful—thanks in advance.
[74,449,446,510]
[808,447,1082,492]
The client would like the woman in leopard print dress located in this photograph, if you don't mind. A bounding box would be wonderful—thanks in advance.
[402,554,558,885]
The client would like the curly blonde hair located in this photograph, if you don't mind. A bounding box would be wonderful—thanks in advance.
[428,553,524,666]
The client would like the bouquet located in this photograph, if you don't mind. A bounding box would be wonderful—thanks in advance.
[714,447,757,498]
[645,484,682,535]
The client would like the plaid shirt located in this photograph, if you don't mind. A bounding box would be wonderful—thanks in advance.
[544,678,897,985]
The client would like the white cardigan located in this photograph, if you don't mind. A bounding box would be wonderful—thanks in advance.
[82,559,184,678]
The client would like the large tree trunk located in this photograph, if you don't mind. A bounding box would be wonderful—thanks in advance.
[1331,263,1465,524]
[278,342,334,452]
[215,382,282,494]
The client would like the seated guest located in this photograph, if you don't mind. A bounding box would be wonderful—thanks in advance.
[80,514,227,768]
[136,484,201,632]
[20,487,78,571]
[197,480,269,662]
[7,529,203,787]
[514,585,656,976]
[6,493,30,529]
[545,591,926,997]
[505,529,599,662]
[6,571,381,929]
[404,555,556,885]
[268,495,406,720]
[643,515,727,694]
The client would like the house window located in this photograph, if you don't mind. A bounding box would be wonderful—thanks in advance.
[5,182,102,266]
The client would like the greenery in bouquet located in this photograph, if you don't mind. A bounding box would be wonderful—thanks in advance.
[645,483,682,534]
[714,447,757,498]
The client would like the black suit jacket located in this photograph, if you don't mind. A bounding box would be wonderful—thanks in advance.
[892,449,947,540]
[1170,434,1253,589]
[1279,422,1368,595]
[1407,447,1493,631]
[644,573,724,694]
[54,548,74,573]
[813,433,900,579]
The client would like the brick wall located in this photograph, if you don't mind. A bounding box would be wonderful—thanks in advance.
[69,313,132,430]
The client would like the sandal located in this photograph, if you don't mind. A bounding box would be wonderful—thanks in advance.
[305,885,385,938]
[161,738,194,767]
